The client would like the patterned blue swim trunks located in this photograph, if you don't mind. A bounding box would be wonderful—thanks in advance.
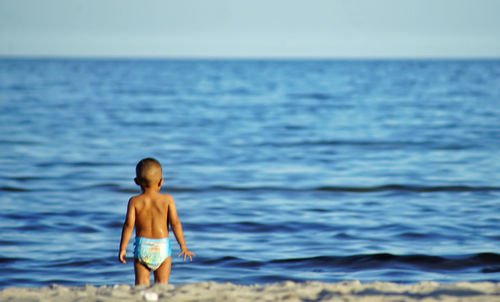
[134,237,171,271]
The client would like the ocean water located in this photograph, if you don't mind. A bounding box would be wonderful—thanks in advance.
[0,58,499,288]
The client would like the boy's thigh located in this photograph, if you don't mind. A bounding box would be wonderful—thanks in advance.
[134,259,151,285]
[154,256,172,282]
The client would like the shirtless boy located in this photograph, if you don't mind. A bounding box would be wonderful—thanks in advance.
[118,158,194,285]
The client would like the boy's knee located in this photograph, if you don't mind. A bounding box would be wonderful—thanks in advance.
[154,276,169,284]
[135,280,150,286]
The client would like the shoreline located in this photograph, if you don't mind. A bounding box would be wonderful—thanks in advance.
[1,281,499,302]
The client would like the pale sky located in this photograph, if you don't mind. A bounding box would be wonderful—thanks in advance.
[1,0,499,58]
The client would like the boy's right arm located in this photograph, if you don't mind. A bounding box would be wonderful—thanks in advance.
[118,198,135,264]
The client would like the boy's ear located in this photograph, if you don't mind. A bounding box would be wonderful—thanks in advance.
[158,178,163,187]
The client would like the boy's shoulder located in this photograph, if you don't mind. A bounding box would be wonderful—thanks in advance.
[129,193,143,202]
[129,192,174,203]
[158,192,174,203]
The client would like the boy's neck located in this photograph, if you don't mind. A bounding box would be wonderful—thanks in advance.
[141,187,160,194]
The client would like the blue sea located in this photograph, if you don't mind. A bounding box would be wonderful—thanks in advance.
[1,58,499,288]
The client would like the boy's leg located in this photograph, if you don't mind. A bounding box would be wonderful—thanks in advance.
[153,256,171,284]
[134,259,151,285]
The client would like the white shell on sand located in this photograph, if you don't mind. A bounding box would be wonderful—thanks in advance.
[1,281,499,302]
[141,291,159,301]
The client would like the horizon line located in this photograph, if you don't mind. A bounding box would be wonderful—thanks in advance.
[1,54,500,61]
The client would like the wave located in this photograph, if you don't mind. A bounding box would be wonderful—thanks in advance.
[0,186,30,192]
[167,184,500,193]
[201,253,500,273]
[4,184,499,193]
[0,256,28,264]
[263,139,478,150]
[112,88,176,96]
[287,93,335,100]
[312,185,500,193]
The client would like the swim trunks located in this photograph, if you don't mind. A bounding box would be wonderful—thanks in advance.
[134,237,171,271]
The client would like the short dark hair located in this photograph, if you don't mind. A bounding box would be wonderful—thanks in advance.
[135,158,162,188]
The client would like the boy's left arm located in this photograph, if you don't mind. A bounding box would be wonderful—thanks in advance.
[168,196,195,261]
[118,198,135,264]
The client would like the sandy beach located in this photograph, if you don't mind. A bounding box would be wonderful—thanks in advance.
[1,281,499,302]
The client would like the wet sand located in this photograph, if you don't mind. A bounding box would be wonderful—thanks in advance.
[1,281,499,302]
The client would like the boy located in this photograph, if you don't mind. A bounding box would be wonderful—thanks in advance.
[118,158,194,285]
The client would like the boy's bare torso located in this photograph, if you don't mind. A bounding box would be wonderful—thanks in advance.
[131,192,172,239]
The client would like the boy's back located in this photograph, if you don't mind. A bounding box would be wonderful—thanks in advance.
[131,191,172,239]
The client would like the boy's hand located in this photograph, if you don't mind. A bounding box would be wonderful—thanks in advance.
[119,250,127,264]
[179,248,195,261]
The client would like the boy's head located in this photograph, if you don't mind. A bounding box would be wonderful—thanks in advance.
[135,158,163,189]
